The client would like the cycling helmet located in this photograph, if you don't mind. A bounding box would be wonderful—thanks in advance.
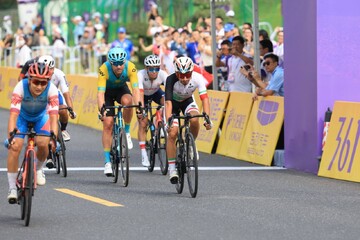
[174,56,194,73]
[38,55,55,69]
[28,62,53,79]
[144,54,161,67]
[107,47,127,63]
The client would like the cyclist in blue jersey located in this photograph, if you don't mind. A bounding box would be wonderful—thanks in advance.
[5,61,59,203]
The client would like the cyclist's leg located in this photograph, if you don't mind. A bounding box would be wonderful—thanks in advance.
[7,116,25,202]
[167,101,181,182]
[184,100,200,139]
[34,114,53,185]
[58,91,70,141]
[138,95,150,166]
[103,90,116,167]
[118,85,133,149]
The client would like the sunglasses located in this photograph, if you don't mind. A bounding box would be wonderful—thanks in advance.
[263,61,272,66]
[31,79,48,86]
[111,61,125,66]
[177,72,192,79]
[148,67,160,73]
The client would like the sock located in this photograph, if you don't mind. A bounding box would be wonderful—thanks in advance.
[168,158,176,171]
[139,141,146,155]
[7,172,17,190]
[104,149,110,164]
[60,122,68,131]
[36,159,44,171]
[124,124,130,134]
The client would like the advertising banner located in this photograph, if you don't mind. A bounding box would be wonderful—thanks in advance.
[318,101,360,182]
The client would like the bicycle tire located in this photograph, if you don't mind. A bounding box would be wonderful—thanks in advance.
[18,160,26,220]
[186,133,198,198]
[111,130,119,183]
[147,124,156,172]
[157,121,168,175]
[175,140,185,194]
[24,150,35,226]
[54,149,60,174]
[119,128,129,187]
[57,128,67,177]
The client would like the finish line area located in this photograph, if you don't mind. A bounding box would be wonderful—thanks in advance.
[0,166,285,172]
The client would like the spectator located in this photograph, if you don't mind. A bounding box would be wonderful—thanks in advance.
[243,28,254,57]
[110,27,134,60]
[79,30,93,73]
[2,33,13,65]
[259,39,274,83]
[2,15,12,36]
[271,26,284,63]
[147,15,169,37]
[259,29,270,41]
[16,35,32,68]
[170,29,187,57]
[72,15,85,46]
[241,22,252,35]
[60,17,68,44]
[224,23,235,42]
[215,39,232,91]
[217,35,253,92]
[198,31,213,74]
[186,30,201,65]
[215,16,225,44]
[38,29,50,55]
[139,32,165,55]
[103,13,110,43]
[52,28,66,70]
[147,2,159,25]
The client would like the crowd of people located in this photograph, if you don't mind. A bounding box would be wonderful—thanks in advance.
[3,6,284,203]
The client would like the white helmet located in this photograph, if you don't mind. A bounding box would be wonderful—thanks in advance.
[38,55,55,69]
[174,56,194,73]
[144,54,161,67]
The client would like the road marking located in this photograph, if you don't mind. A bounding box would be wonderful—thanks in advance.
[0,166,285,172]
[55,188,123,207]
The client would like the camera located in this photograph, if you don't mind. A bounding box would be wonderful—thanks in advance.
[243,65,251,71]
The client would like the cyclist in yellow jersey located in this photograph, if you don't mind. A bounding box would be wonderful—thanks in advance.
[97,47,141,176]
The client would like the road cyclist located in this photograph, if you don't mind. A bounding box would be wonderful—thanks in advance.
[5,61,59,203]
[137,54,168,167]
[164,56,212,184]
[97,47,142,176]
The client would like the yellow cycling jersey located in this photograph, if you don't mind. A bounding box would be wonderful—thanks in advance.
[97,61,139,92]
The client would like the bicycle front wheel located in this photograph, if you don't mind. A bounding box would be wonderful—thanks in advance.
[24,150,35,226]
[186,133,198,198]
[157,121,168,175]
[57,128,67,177]
[110,131,119,183]
[119,129,129,187]
[175,140,185,194]
[147,124,156,172]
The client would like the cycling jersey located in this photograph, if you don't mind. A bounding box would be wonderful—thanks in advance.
[51,68,69,94]
[10,79,59,122]
[19,57,38,80]
[165,71,208,102]
[97,61,139,92]
[137,69,167,96]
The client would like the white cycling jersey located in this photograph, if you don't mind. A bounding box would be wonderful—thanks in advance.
[51,68,69,94]
[137,69,168,96]
[165,71,208,102]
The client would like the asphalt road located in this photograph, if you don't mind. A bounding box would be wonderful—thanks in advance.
[1,109,360,240]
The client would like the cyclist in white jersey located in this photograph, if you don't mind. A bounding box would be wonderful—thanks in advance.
[137,55,168,167]
[37,55,77,168]
[164,57,212,184]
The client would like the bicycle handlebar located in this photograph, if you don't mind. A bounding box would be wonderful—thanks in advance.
[168,112,211,127]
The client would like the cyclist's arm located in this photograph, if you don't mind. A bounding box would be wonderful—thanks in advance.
[7,112,18,139]
[164,75,175,123]
[197,75,210,117]
[48,84,59,137]
[57,69,74,109]
[137,70,145,107]
[127,62,141,105]
[97,64,108,110]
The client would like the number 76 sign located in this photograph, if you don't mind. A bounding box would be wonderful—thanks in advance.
[318,101,360,182]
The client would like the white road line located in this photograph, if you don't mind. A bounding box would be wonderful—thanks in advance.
[0,166,285,172]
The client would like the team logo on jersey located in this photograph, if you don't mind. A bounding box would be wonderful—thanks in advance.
[99,69,105,76]
[11,93,22,105]
[188,83,194,88]
[132,68,137,72]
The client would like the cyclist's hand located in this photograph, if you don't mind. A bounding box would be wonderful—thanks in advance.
[98,104,107,120]
[4,138,10,149]
[68,107,77,119]
[203,113,212,130]
[50,131,57,152]
[204,121,213,130]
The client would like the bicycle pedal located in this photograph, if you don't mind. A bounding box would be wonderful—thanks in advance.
[105,173,113,177]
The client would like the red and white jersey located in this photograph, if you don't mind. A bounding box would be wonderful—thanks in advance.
[137,69,168,96]
[50,68,70,94]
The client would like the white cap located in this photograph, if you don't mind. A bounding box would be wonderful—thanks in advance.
[61,17,68,23]
[3,15,11,21]
[74,15,82,21]
[93,12,101,19]
[226,10,235,17]
[104,13,110,19]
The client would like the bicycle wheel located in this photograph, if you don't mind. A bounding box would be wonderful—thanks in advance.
[186,133,198,198]
[110,131,119,183]
[157,121,168,175]
[57,129,67,177]
[147,124,156,172]
[119,128,129,187]
[54,148,60,174]
[18,160,26,220]
[175,140,185,194]
[24,150,35,226]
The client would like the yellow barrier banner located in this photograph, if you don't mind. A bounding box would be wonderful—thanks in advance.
[67,74,102,130]
[216,92,253,158]
[197,90,229,153]
[0,67,20,109]
[318,101,360,182]
[238,96,284,166]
